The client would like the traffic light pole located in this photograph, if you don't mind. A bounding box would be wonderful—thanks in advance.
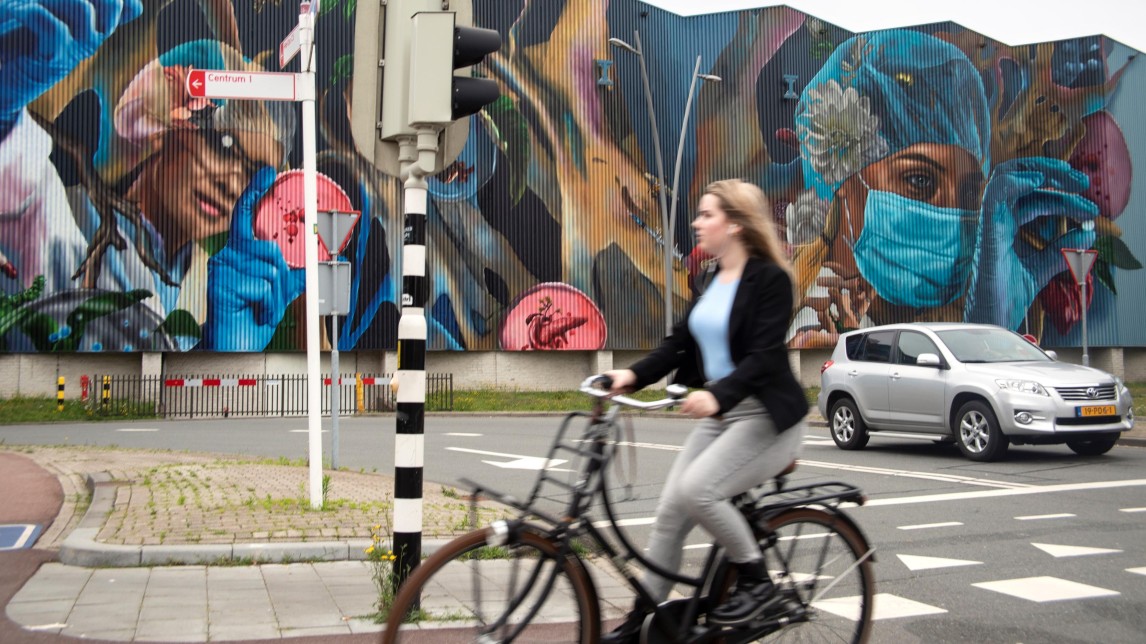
[391,130,438,592]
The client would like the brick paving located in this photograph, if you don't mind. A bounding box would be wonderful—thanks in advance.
[3,446,511,549]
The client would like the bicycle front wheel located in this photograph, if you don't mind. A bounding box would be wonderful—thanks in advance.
[379,525,600,644]
[718,507,874,643]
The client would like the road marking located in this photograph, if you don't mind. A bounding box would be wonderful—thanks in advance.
[1015,513,1075,521]
[446,447,570,471]
[116,428,159,432]
[897,521,962,530]
[445,432,482,437]
[25,624,68,631]
[289,429,327,433]
[600,442,1031,490]
[896,554,981,571]
[973,576,1119,602]
[1032,542,1122,558]
[1119,507,1146,513]
[1128,567,1146,576]
[815,593,946,621]
[799,459,1032,489]
[864,478,1146,507]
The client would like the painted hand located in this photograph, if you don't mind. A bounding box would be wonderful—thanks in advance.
[0,0,143,135]
[201,167,306,351]
[964,157,1098,330]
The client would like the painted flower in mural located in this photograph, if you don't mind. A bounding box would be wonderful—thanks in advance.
[799,79,888,186]
[785,189,830,246]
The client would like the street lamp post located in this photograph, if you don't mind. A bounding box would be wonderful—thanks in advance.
[609,32,672,335]
[668,56,720,288]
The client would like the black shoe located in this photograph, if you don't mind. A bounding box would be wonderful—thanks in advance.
[601,606,650,644]
[708,562,783,626]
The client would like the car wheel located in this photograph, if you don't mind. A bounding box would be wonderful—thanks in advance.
[954,400,1008,462]
[1066,437,1118,456]
[830,398,870,450]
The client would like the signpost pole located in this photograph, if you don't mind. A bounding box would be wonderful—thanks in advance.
[299,1,324,509]
[330,213,341,471]
[1061,248,1099,369]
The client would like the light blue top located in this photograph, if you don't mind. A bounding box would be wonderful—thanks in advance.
[688,278,739,382]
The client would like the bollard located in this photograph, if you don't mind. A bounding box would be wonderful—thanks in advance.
[356,373,364,413]
[80,375,90,402]
[101,375,110,411]
[57,376,65,412]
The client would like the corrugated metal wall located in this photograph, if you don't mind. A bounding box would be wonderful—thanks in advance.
[2,0,1144,354]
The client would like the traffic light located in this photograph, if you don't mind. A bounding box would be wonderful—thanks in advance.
[350,0,499,176]
[407,12,501,127]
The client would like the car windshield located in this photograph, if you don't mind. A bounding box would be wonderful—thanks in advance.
[935,328,1052,363]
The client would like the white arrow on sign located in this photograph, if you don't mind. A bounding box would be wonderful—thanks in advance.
[446,447,571,471]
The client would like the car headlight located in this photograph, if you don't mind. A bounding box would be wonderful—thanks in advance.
[995,379,1049,396]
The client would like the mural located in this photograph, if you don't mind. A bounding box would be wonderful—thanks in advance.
[1,0,1143,354]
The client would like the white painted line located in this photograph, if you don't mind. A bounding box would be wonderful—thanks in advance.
[897,521,962,531]
[798,459,1032,489]
[973,576,1119,602]
[1119,507,1146,513]
[1015,513,1075,521]
[25,623,68,631]
[865,478,1146,507]
[1127,567,1146,576]
[447,447,570,471]
[445,433,482,437]
[896,554,982,571]
[115,428,159,432]
[289,429,327,433]
[1032,543,1122,558]
[683,543,713,550]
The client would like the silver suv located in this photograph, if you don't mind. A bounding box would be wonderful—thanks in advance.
[818,322,1134,461]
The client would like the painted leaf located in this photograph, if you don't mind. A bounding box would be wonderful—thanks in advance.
[158,309,202,340]
[1094,235,1143,270]
[484,97,530,206]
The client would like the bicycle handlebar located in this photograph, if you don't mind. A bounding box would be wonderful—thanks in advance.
[579,375,688,411]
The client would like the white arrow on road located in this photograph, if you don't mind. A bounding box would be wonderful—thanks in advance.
[446,447,571,471]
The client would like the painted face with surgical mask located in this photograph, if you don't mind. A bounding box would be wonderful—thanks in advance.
[829,142,986,309]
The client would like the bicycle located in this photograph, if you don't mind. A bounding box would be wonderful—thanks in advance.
[380,376,876,643]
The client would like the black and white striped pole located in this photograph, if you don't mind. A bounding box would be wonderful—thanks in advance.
[391,132,433,588]
[347,0,501,594]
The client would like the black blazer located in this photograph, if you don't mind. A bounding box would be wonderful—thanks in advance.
[629,256,809,433]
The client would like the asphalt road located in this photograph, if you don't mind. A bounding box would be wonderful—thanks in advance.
[3,414,1146,643]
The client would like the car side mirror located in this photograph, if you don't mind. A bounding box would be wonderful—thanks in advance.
[916,353,942,368]
[1044,350,1058,361]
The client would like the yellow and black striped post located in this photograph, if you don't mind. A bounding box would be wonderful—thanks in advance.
[57,376,65,412]
[101,375,111,411]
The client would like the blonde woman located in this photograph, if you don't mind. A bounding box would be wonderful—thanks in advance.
[602,179,808,642]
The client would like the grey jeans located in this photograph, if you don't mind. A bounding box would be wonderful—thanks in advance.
[641,397,806,602]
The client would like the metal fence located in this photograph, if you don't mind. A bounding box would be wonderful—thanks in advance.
[87,373,453,418]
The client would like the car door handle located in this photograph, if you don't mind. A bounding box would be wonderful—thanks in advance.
[848,370,858,377]
[890,372,901,380]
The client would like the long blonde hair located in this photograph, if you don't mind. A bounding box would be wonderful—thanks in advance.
[703,179,794,280]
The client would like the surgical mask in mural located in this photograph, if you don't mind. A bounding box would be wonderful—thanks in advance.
[844,176,978,308]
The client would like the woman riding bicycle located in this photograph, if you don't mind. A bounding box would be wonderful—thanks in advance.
[602,179,809,642]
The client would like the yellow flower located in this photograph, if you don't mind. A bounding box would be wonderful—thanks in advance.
[365,545,375,554]
[373,524,381,531]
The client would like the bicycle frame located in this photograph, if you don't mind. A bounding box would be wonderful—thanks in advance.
[458,390,874,643]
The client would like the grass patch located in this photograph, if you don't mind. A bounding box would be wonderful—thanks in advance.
[450,388,673,412]
[0,396,159,424]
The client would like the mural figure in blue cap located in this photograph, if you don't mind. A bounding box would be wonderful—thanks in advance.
[787,30,1101,343]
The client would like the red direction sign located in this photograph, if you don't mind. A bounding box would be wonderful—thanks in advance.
[279,24,302,68]
[185,69,298,101]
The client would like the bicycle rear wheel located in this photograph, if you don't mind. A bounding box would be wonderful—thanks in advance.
[722,507,875,643]
[379,525,600,643]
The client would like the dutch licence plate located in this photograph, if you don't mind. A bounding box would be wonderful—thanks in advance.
[1076,405,1116,417]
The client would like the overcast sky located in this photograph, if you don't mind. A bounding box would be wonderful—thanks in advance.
[642,0,1146,53]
